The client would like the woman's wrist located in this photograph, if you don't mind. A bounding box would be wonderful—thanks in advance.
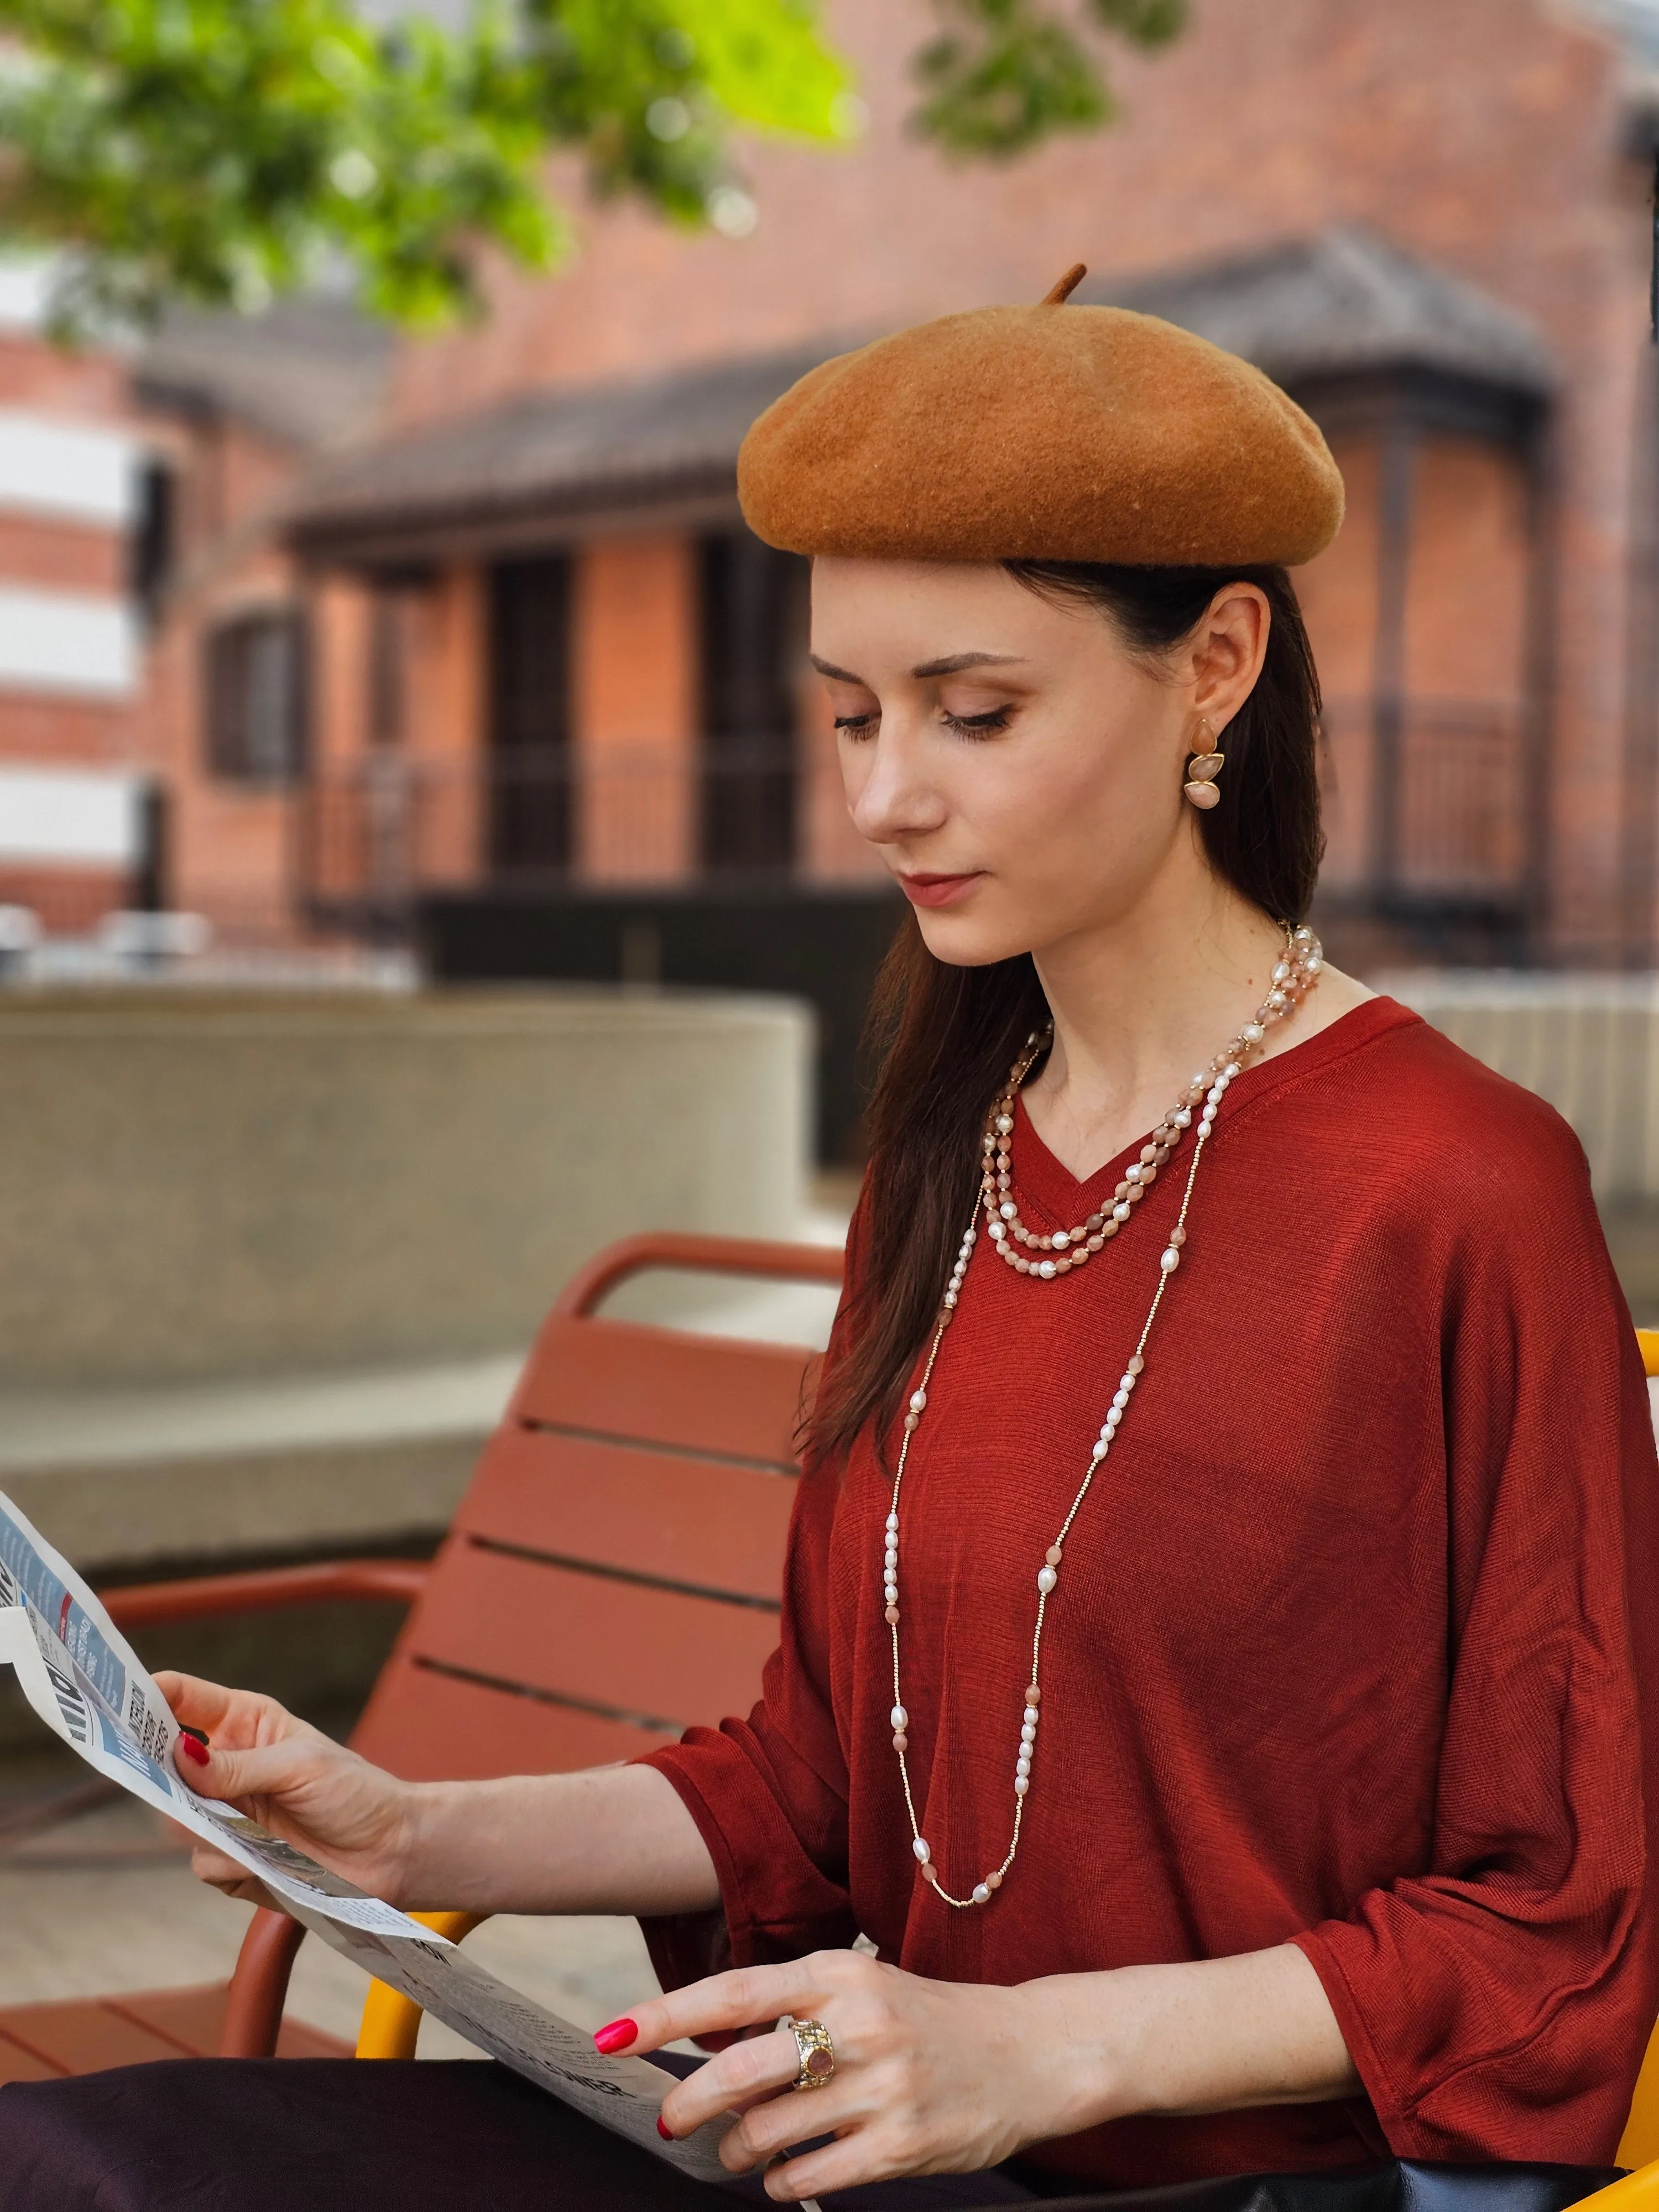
[1009,1971,1140,2141]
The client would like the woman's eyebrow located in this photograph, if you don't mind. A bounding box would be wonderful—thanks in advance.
[808,650,1029,683]
[910,651,1027,679]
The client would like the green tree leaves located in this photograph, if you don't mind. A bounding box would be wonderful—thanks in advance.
[913,0,1188,159]
[0,0,1185,337]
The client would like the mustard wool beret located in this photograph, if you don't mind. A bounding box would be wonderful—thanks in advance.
[738,268,1344,569]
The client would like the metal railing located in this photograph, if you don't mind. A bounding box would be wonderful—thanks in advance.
[1318,696,1535,907]
[295,740,885,919]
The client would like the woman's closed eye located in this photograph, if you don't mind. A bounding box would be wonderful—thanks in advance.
[941,704,1014,737]
[833,711,879,736]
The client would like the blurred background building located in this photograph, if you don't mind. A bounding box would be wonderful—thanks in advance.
[6,0,1659,1149]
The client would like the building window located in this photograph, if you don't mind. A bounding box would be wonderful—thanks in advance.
[129,460,176,625]
[698,530,808,875]
[204,609,308,785]
[488,554,573,876]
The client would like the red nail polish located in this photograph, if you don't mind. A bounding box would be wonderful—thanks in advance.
[176,1733,209,1768]
[656,2115,674,2140]
[592,2017,637,2055]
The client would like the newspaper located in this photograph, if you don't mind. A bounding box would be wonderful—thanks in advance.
[0,1488,742,2188]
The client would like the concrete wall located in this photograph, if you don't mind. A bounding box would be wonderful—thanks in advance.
[1387,973,1659,1202]
[0,985,813,1389]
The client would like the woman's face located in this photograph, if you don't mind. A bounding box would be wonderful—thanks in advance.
[811,558,1257,968]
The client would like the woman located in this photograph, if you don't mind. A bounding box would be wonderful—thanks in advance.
[13,275,1657,2210]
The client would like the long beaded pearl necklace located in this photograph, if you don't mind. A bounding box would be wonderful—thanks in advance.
[883,925,1324,1909]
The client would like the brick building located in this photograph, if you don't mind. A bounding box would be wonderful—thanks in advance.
[30,0,1659,998]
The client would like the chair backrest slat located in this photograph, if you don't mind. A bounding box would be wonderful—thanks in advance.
[349,1235,841,1785]
[453,1425,795,1606]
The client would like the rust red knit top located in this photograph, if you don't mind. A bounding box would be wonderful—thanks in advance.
[642,1000,1659,2189]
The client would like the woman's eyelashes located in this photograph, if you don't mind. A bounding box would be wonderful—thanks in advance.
[830,701,1015,739]
[941,704,1014,737]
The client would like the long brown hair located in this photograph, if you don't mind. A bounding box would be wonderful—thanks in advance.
[804,560,1324,1469]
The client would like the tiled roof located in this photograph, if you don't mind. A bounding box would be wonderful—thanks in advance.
[137,295,396,452]
[1084,227,1554,397]
[285,343,838,551]
[285,229,1553,556]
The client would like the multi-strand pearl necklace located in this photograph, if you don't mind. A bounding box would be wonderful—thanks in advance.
[882,926,1324,1909]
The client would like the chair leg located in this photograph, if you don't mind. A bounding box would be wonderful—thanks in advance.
[220,1908,306,2057]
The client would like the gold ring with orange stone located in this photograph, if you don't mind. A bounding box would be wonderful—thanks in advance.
[789,2017,836,2090]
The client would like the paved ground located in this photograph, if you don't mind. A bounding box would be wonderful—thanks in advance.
[0,1786,666,2059]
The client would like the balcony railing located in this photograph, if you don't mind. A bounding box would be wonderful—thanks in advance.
[1318,696,1536,910]
[295,740,882,921]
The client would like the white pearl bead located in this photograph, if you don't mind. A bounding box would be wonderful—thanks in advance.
[1241,1022,1264,1045]
[1124,1164,1142,1184]
[1112,1387,1129,1409]
[1016,1754,1031,1777]
[1038,1260,1056,1279]
[1014,1775,1029,1795]
[1272,960,1291,983]
[1024,1705,1040,1725]
[999,1201,1016,1220]
[973,1882,991,1905]
[1037,1566,1057,1594]
[1160,1246,1181,1272]
[996,1114,1013,1133]
[886,1512,899,1531]
[1052,1228,1069,1248]
[1199,1106,1215,1127]
[909,1390,926,1413]
[1174,1108,1191,1127]
[1207,1085,1223,1105]
[1120,1371,1137,1390]
[1020,1721,1036,1744]
[913,1836,931,1863]
[964,1225,975,1242]
[943,1291,957,1308]
[1111,1202,1130,1223]
[1105,1406,1121,1429]
[989,1220,1005,1240]
[1307,954,1323,974]
[1224,1062,1240,1079]
[891,1705,908,1730]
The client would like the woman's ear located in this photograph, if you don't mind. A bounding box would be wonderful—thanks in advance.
[1188,585,1270,733]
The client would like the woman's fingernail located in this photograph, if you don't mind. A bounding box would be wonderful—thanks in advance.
[592,2017,637,2055]
[176,1733,210,1768]
[657,2114,674,2140]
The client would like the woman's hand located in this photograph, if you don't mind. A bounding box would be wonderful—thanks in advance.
[157,1671,419,1908]
[609,1950,1098,2204]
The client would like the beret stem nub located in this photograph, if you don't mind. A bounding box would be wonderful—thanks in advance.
[1040,263,1088,306]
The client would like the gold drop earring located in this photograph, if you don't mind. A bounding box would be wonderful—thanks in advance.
[1184,719,1225,811]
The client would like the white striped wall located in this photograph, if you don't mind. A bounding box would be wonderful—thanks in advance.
[0,766,142,866]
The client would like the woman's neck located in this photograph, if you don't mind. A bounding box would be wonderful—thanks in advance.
[1020,872,1371,1183]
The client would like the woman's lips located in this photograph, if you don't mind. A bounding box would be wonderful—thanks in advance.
[899,872,983,909]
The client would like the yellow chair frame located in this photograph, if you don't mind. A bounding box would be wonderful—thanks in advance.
[354,1332,1659,2207]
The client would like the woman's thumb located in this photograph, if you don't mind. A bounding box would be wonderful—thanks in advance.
[173,1729,257,1804]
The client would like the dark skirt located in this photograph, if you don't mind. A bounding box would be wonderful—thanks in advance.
[0,2057,1620,2212]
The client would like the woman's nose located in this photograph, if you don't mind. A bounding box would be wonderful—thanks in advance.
[847,726,947,848]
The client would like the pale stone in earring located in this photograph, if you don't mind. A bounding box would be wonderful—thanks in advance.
[1185,779,1222,810]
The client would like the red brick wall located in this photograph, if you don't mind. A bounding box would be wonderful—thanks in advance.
[384,0,1645,957]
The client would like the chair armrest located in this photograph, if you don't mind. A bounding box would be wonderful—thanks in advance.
[221,1906,309,2057]
[356,1911,489,2059]
[1571,2165,1659,2212]
[102,1558,432,1630]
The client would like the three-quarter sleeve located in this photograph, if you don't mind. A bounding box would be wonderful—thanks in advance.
[1294,1119,1659,2163]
